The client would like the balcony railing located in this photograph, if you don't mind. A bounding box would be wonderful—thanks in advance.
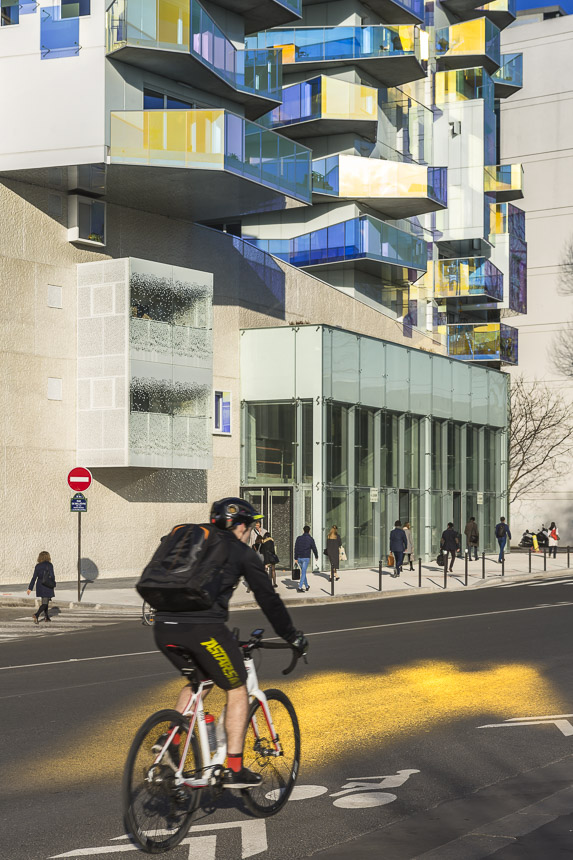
[311,155,447,211]
[492,52,523,96]
[476,0,516,27]
[245,214,428,274]
[130,412,211,458]
[489,202,525,239]
[435,18,501,74]
[246,24,421,65]
[484,164,524,200]
[435,67,494,108]
[257,76,377,131]
[447,323,518,364]
[107,0,282,103]
[109,109,312,204]
[434,257,504,301]
[130,319,212,364]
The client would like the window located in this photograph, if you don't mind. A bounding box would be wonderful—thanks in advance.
[327,403,348,485]
[47,377,63,400]
[301,401,313,484]
[245,403,296,484]
[355,407,375,487]
[381,411,398,487]
[1,2,19,25]
[143,88,195,110]
[47,285,63,308]
[213,390,231,435]
[68,195,106,246]
[404,416,420,489]
[61,0,90,18]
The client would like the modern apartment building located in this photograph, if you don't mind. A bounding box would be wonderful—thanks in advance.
[0,0,522,581]
[500,10,573,539]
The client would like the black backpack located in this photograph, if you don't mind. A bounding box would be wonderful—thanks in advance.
[136,523,229,612]
[495,523,506,539]
[42,565,55,589]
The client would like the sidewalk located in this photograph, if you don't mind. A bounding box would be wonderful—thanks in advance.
[1,549,570,612]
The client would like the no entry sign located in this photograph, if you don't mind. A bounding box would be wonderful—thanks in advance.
[68,467,92,492]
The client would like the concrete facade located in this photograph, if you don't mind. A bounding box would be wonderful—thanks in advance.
[500,13,573,538]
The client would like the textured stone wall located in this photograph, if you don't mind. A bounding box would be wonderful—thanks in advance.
[0,176,444,584]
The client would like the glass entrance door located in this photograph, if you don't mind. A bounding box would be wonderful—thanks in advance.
[241,487,293,570]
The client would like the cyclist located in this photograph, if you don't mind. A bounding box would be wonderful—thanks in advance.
[153,497,308,789]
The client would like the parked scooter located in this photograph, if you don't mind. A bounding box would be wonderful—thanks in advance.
[519,528,549,549]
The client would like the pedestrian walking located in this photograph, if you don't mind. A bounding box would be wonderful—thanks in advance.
[403,522,415,571]
[464,517,479,561]
[27,551,56,624]
[495,516,512,563]
[548,521,559,559]
[249,519,268,548]
[326,525,342,582]
[389,520,407,577]
[441,523,459,573]
[258,532,279,588]
[294,525,319,593]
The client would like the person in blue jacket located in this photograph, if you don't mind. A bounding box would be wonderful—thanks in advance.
[27,550,56,624]
[495,516,512,563]
[294,525,319,593]
[389,521,407,578]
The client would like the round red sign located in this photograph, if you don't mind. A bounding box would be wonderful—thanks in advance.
[68,467,92,492]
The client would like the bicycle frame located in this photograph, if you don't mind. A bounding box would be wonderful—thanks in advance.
[153,655,283,790]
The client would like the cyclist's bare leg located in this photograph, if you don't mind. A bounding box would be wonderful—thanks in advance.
[174,683,211,713]
[225,684,249,754]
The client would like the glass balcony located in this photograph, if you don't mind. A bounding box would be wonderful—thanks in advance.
[257,76,377,140]
[435,67,494,109]
[492,52,523,98]
[447,323,518,364]
[476,0,516,30]
[245,215,428,278]
[360,0,424,23]
[109,109,312,205]
[489,202,525,240]
[489,203,527,315]
[106,0,282,119]
[435,18,501,75]
[311,155,447,218]
[208,0,302,35]
[484,164,524,202]
[130,319,212,366]
[434,257,504,302]
[246,25,425,87]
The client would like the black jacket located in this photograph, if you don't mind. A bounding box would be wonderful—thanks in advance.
[259,536,277,566]
[294,533,318,560]
[389,528,407,553]
[441,528,459,551]
[156,529,296,641]
[28,562,56,599]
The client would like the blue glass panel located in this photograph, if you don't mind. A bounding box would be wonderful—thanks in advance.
[508,233,527,314]
[20,0,37,15]
[327,223,345,262]
[310,228,327,265]
[41,6,80,58]
[166,96,192,109]
[61,0,89,18]
[345,219,361,258]
[292,233,310,267]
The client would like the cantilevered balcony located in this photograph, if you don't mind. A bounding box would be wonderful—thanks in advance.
[476,0,516,30]
[246,25,425,87]
[434,257,504,302]
[257,77,378,141]
[107,109,311,221]
[435,18,501,76]
[209,0,302,35]
[484,164,524,202]
[447,323,518,364]
[441,0,484,18]
[435,67,494,106]
[492,53,523,98]
[301,0,423,24]
[311,155,447,218]
[489,203,527,314]
[106,0,282,120]
[245,215,428,284]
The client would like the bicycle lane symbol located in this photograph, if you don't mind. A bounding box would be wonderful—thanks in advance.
[278,768,420,808]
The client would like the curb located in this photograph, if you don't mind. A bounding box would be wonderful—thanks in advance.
[0,597,139,613]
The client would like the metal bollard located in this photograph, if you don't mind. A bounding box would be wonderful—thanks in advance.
[569,546,571,569]
[544,546,547,572]
[378,559,382,592]
[501,552,505,577]
[482,551,485,579]
[529,548,532,574]
[464,551,468,586]
[444,560,448,589]
[418,556,422,588]
[331,568,335,597]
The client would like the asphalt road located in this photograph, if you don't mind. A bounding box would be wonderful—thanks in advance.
[2,578,573,859]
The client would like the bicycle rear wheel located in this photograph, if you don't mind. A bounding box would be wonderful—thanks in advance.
[241,689,300,817]
[123,708,202,854]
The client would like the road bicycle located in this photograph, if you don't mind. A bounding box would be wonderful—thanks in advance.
[123,629,303,854]
[141,601,155,626]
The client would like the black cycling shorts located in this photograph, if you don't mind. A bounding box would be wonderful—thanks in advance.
[154,622,247,691]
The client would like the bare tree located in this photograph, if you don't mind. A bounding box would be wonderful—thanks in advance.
[509,375,573,504]
[551,240,573,376]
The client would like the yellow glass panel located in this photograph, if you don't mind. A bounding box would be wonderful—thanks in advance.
[447,18,485,55]
[396,25,416,54]
[110,112,146,162]
[337,156,429,198]
[157,0,189,49]
[186,110,225,165]
[276,43,295,63]
[111,110,225,168]
[322,78,377,121]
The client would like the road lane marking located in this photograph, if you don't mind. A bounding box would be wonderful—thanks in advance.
[3,600,573,671]
[479,714,573,736]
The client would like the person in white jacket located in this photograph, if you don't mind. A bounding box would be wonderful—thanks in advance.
[548,521,559,559]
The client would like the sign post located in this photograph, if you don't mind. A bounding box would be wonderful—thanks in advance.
[68,469,92,602]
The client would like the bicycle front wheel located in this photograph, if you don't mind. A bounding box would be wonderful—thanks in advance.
[122,708,202,854]
[242,689,301,817]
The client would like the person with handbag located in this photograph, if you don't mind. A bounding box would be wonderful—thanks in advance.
[464,517,479,561]
[403,522,415,571]
[27,550,56,624]
[259,533,279,588]
[548,521,559,559]
[389,521,407,577]
[294,525,319,593]
[326,525,342,582]
[441,523,459,572]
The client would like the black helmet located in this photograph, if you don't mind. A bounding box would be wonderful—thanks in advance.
[210,497,262,530]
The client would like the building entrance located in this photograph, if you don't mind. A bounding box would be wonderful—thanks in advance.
[241,487,293,570]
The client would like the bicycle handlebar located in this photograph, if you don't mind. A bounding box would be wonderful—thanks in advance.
[239,637,305,676]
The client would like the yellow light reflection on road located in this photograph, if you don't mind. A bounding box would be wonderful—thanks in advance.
[10,661,559,791]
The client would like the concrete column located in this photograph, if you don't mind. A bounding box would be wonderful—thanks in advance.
[374,410,381,564]
[313,396,325,569]
[422,416,432,561]
[347,405,356,565]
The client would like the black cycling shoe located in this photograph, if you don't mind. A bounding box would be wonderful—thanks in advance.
[222,767,263,789]
[152,732,181,771]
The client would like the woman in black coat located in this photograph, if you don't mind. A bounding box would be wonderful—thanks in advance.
[326,525,342,581]
[259,534,278,589]
[27,551,56,624]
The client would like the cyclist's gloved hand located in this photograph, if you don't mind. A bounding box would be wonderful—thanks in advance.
[289,630,309,656]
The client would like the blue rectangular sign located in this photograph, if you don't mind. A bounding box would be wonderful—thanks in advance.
[71,493,87,512]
